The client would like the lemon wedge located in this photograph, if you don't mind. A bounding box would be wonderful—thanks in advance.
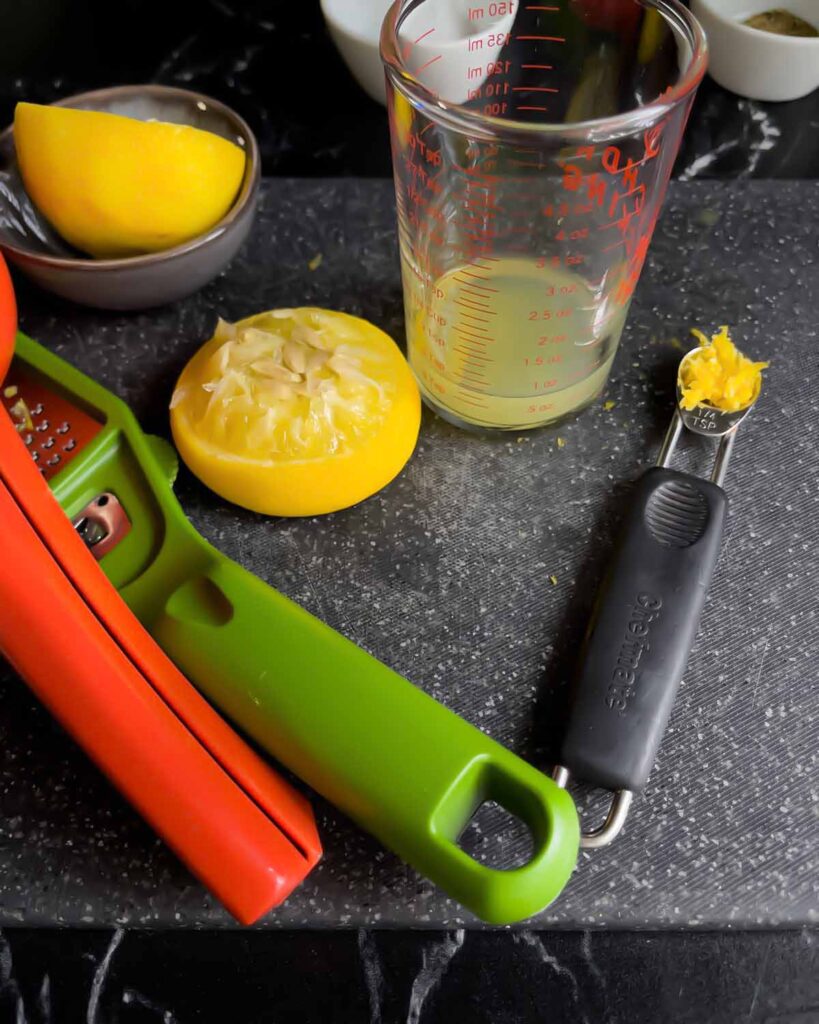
[14,102,245,258]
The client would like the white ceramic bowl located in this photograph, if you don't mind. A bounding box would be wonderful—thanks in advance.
[321,0,393,104]
[690,0,819,102]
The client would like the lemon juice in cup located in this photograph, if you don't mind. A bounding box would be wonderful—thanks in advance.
[382,0,707,430]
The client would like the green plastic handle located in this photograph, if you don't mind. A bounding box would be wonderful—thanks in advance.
[16,331,579,925]
[147,554,578,923]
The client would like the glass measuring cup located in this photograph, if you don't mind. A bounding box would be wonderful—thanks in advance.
[381,0,707,430]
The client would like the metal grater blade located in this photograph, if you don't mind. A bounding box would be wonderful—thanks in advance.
[1,360,103,481]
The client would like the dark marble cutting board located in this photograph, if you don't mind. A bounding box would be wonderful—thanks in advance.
[1,179,816,928]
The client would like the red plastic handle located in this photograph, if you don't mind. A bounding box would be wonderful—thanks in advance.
[0,255,321,922]
[0,477,316,923]
[0,406,321,862]
[0,254,15,380]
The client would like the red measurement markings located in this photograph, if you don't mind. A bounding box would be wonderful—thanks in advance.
[456,282,498,294]
[459,385,489,398]
[558,124,669,305]
[416,54,442,75]
[454,353,495,366]
[515,34,565,41]
[537,253,586,267]
[454,335,493,348]
[541,201,596,217]
[407,132,442,166]
[456,386,488,400]
[402,26,435,59]
[459,269,491,280]
[453,329,492,341]
[521,63,553,69]
[456,297,495,312]
[459,291,491,305]
[527,308,575,321]
[517,106,548,112]
[454,319,492,332]
[513,86,559,93]
[524,354,563,366]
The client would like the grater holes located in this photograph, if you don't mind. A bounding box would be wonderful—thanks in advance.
[63,439,77,452]
[41,437,55,450]
[31,450,39,462]
[35,419,49,432]
[56,421,71,434]
[23,434,33,447]
[72,492,131,559]
[30,403,44,416]
[46,454,60,467]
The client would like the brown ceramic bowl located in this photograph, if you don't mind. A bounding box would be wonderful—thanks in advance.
[0,84,260,310]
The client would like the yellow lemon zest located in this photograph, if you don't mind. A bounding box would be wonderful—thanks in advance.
[679,326,768,412]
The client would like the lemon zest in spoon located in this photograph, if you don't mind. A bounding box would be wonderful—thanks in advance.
[679,326,768,412]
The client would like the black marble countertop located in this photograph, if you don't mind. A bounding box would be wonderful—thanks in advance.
[1,177,817,930]
[1,927,818,1023]
[0,0,817,180]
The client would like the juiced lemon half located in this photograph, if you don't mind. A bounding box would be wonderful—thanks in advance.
[14,102,245,258]
[170,308,421,516]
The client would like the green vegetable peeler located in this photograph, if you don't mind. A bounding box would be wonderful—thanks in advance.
[5,331,579,924]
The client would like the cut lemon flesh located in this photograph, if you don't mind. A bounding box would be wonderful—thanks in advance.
[170,308,421,516]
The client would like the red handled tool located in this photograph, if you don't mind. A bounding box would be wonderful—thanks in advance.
[0,256,321,923]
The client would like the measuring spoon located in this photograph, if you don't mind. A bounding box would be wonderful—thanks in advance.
[553,347,761,847]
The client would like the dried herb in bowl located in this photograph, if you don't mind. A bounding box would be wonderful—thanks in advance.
[744,10,819,37]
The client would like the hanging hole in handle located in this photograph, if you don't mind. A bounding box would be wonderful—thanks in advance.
[458,800,535,871]
[431,758,554,873]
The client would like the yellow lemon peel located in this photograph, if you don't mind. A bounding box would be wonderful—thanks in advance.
[14,102,245,258]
